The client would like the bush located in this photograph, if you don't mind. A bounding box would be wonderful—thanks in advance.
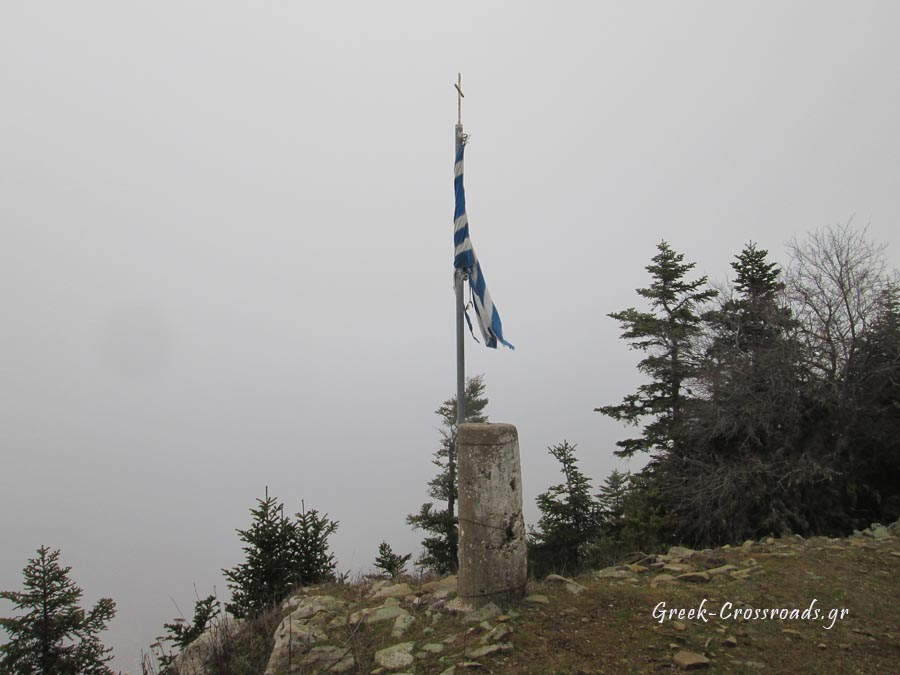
[152,593,221,668]
[373,542,411,579]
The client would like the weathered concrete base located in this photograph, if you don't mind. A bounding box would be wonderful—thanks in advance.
[457,423,527,608]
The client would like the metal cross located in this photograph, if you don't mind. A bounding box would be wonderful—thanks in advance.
[454,73,464,126]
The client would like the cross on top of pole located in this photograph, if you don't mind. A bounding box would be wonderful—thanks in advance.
[454,73,464,126]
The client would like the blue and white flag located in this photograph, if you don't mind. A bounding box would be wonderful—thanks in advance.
[453,126,513,349]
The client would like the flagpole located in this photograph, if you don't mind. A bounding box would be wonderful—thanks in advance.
[454,74,466,426]
[455,268,465,426]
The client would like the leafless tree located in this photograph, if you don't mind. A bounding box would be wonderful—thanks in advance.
[786,221,894,387]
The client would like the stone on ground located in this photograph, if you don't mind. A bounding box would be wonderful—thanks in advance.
[372,582,413,599]
[422,575,458,593]
[677,571,711,583]
[668,546,697,560]
[350,604,410,625]
[299,645,355,673]
[444,597,473,613]
[465,642,513,658]
[463,601,502,623]
[706,564,738,576]
[545,573,587,594]
[482,623,513,644]
[287,595,347,622]
[594,567,634,579]
[524,594,549,604]
[673,650,711,669]
[391,613,415,638]
[374,642,415,670]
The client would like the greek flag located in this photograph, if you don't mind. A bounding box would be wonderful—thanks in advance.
[453,126,513,349]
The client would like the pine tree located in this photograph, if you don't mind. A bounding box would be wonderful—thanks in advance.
[698,242,802,453]
[407,375,488,573]
[705,242,792,358]
[163,594,220,648]
[223,489,298,618]
[531,441,600,572]
[223,490,339,618]
[373,542,412,579]
[664,243,819,543]
[0,546,116,675]
[595,469,631,536]
[596,241,717,457]
[733,241,782,297]
[291,501,339,585]
[155,594,220,667]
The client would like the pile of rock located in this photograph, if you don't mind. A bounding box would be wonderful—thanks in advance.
[592,544,760,589]
[257,574,521,673]
[265,594,352,673]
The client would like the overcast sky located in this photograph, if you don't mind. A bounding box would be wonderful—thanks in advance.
[2,1,899,671]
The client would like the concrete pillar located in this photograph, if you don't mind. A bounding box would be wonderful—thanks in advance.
[457,423,527,608]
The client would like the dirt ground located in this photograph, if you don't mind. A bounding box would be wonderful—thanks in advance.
[481,534,900,673]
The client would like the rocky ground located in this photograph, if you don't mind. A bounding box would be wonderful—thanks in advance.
[174,521,900,674]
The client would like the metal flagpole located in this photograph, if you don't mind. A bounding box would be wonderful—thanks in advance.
[455,270,465,426]
[454,73,466,427]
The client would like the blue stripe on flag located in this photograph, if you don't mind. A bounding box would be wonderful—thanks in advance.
[453,127,513,350]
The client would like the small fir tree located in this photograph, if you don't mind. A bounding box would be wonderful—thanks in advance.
[162,594,220,649]
[596,469,631,536]
[223,488,298,618]
[224,491,339,618]
[705,242,793,358]
[531,441,600,572]
[1,546,117,675]
[291,501,339,585]
[155,594,220,667]
[373,542,412,579]
[407,375,489,573]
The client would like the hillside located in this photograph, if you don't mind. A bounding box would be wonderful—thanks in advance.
[166,521,900,674]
